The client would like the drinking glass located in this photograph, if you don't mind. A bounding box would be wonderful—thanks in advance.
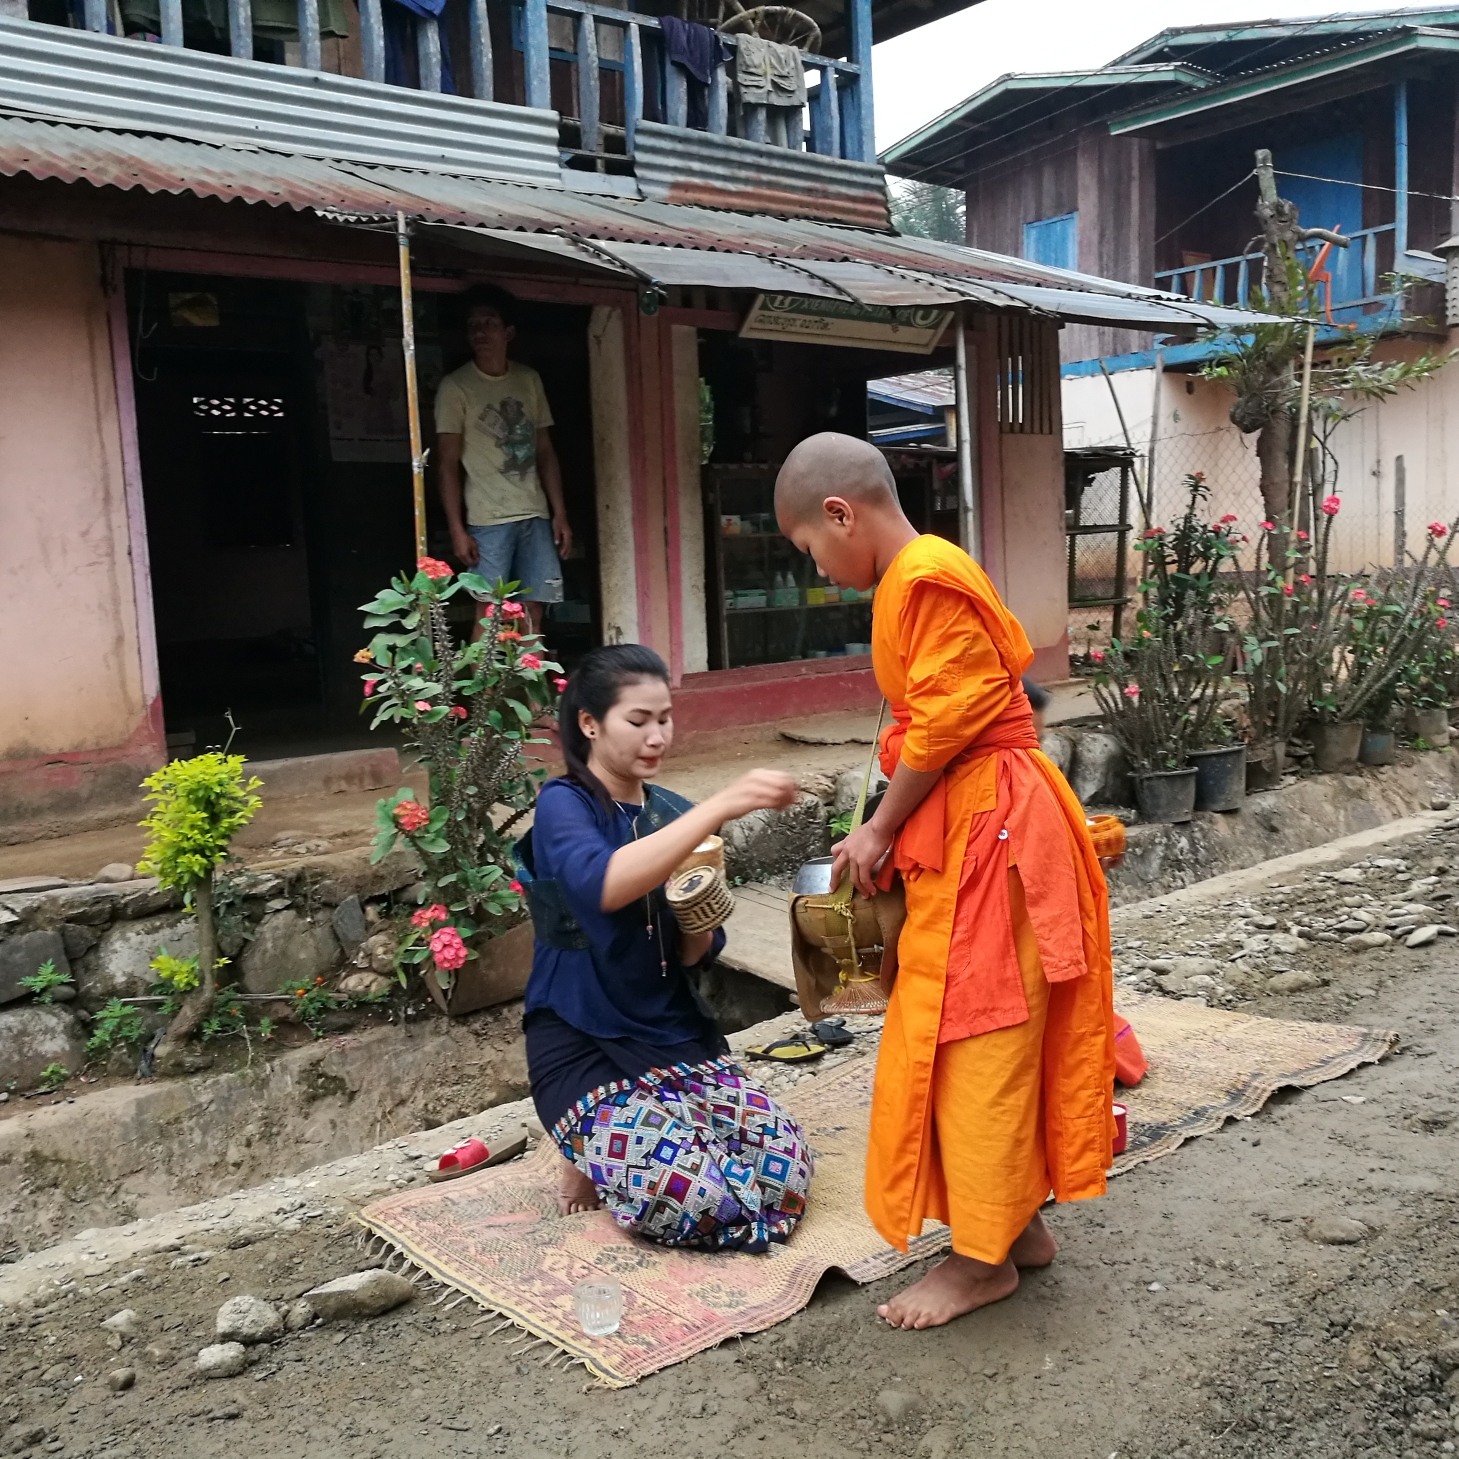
[573,1278,622,1336]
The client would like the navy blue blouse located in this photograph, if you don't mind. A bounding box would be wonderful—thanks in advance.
[520,777,725,1043]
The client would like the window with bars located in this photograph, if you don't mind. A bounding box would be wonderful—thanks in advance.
[994,315,1059,435]
[191,396,287,419]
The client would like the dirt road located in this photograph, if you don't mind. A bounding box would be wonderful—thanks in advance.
[5,818,1459,1459]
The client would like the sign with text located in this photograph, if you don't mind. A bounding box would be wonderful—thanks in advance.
[738,294,954,354]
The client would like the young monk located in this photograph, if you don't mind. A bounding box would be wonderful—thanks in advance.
[775,433,1116,1329]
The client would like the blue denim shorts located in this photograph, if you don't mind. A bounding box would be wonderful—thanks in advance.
[467,517,563,603]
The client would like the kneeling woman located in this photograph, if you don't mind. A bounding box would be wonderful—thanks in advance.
[518,645,812,1252]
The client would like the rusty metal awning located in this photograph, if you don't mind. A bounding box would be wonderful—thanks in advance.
[0,110,1284,332]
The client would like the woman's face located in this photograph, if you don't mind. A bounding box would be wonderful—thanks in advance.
[582,676,673,785]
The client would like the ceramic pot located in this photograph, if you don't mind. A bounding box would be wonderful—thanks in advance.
[1309,720,1362,774]
[1133,767,1197,824]
[1360,728,1397,766]
[1188,745,1246,812]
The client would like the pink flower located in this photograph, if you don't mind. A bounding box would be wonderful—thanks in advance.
[519,653,542,670]
[414,700,434,713]
[417,556,453,580]
[1321,495,1341,516]
[363,678,378,696]
[1259,520,1275,532]
[394,799,429,833]
[509,880,523,895]
[501,600,527,619]
[1440,598,1452,608]
[448,705,468,720]
[482,602,497,619]
[1219,513,1238,524]
[411,904,449,929]
[428,926,469,972]
[1282,584,1294,597]
[1089,649,1105,663]
[1299,573,1312,586]
[1296,530,1309,541]
[1430,521,1449,538]
[553,677,568,692]
[1351,589,1368,603]
[1122,685,1140,700]
[1439,618,1450,630]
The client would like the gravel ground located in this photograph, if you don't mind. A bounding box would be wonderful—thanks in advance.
[5,817,1459,1459]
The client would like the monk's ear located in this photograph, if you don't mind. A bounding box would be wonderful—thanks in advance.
[822,495,855,530]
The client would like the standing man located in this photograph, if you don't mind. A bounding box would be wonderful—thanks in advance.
[436,284,572,636]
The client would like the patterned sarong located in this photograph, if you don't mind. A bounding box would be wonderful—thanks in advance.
[550,1057,813,1252]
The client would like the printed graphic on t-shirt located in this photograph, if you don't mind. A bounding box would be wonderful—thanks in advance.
[474,397,537,479]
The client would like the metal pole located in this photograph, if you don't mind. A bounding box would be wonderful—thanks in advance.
[1394,453,1407,566]
[1141,346,1163,532]
[397,211,427,564]
[953,307,980,561]
[1395,80,1410,259]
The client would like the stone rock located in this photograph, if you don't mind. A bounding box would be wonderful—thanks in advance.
[337,971,392,999]
[115,880,183,920]
[1332,868,1366,885]
[1039,729,1075,776]
[1152,957,1224,993]
[238,911,341,995]
[1344,931,1393,950]
[0,929,69,1005]
[76,912,196,1012]
[95,864,136,884]
[1406,925,1440,949]
[833,765,889,817]
[59,923,103,963]
[24,883,121,927]
[1269,933,1307,955]
[876,1388,925,1427]
[1431,1341,1459,1376]
[1068,732,1131,807]
[39,1363,68,1384]
[1267,971,1322,995]
[106,1368,135,1392]
[302,1269,415,1322]
[1308,1214,1368,1245]
[282,1300,316,1332]
[4,1425,47,1452]
[723,794,830,882]
[0,1003,87,1089]
[330,896,368,954]
[101,1309,141,1341]
[301,846,421,908]
[196,1343,248,1379]
[215,1294,284,1345]
[360,931,397,976]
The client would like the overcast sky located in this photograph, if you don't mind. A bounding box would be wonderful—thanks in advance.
[873,0,1419,154]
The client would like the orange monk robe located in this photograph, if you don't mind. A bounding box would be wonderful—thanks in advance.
[865,534,1117,1262]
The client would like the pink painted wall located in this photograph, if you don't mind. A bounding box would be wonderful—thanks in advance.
[0,238,163,839]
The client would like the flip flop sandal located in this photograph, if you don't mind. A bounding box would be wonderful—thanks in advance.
[428,1137,490,1183]
[809,1018,855,1047]
[745,1036,827,1063]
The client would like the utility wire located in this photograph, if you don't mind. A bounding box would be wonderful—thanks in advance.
[1153,170,1257,247]
[1275,168,1459,205]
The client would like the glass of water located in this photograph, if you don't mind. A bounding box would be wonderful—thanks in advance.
[573,1278,623,1337]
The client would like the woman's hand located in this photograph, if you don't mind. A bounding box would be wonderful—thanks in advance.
[832,817,894,899]
[710,769,799,822]
[679,928,714,968]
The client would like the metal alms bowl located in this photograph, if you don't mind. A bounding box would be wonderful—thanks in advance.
[793,856,836,896]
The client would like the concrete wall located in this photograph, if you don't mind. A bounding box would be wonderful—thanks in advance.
[0,238,162,841]
[588,304,638,646]
[671,323,709,676]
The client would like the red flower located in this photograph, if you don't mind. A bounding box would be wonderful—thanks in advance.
[1282,584,1294,597]
[1122,685,1140,700]
[1439,598,1452,608]
[1089,649,1105,663]
[1219,513,1238,525]
[499,630,521,642]
[1299,573,1312,585]
[482,602,497,619]
[428,926,469,972]
[1142,527,1165,539]
[1296,530,1309,541]
[1439,618,1450,630]
[1321,495,1341,516]
[393,799,429,833]
[520,653,542,670]
[502,600,527,619]
[1351,589,1368,603]
[1259,520,1275,532]
[413,700,432,712]
[448,705,468,719]
[509,880,523,895]
[363,678,378,696]
[554,676,568,692]
[417,557,453,580]
[411,904,449,928]
[1429,522,1449,538]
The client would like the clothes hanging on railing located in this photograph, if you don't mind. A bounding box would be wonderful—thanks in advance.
[658,15,730,131]
[734,34,806,109]
[116,0,350,42]
[384,0,457,93]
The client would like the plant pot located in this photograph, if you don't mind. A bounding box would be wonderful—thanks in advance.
[1360,728,1397,766]
[423,920,534,1017]
[1448,704,1459,731]
[1188,745,1246,813]
[1309,720,1363,774]
[1133,767,1198,824]
[1245,739,1286,792]
[1405,706,1452,749]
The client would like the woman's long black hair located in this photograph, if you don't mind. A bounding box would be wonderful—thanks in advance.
[558,644,670,811]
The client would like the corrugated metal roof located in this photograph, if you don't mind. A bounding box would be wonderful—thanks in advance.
[0,111,1287,333]
[0,16,562,184]
[633,121,889,230]
[867,369,955,411]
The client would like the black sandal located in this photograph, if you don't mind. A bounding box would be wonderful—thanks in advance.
[809,1018,855,1047]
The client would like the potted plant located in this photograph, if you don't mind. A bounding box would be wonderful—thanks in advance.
[1187,718,1247,813]
[360,558,563,1013]
[1399,570,1457,749]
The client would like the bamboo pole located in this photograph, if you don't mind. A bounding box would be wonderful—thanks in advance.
[953,307,980,561]
[1286,321,1316,588]
[397,210,428,563]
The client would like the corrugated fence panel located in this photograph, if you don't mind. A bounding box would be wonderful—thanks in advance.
[0,15,563,184]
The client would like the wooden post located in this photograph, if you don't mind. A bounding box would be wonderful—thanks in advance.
[666,56,688,128]
[708,61,727,135]
[360,0,385,81]
[523,0,551,111]
[1285,320,1316,588]
[397,212,428,565]
[416,13,442,92]
[847,0,874,163]
[953,309,979,561]
[1395,79,1410,259]
[228,0,252,58]
[577,12,600,153]
[469,0,493,100]
[1394,453,1407,566]
[160,0,183,45]
[297,0,321,69]
[624,22,643,151]
[83,0,107,31]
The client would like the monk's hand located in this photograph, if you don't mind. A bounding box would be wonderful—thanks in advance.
[832,818,893,899]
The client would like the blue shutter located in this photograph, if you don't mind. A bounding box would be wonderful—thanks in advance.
[1023,212,1078,273]
[1280,134,1364,302]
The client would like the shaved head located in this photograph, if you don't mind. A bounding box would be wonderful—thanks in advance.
[775,432,899,525]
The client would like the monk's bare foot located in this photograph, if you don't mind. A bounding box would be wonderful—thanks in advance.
[557,1158,601,1216]
[1008,1211,1058,1269]
[876,1253,1018,1329]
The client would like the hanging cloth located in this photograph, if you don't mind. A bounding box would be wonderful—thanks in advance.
[735,33,806,109]
[659,16,730,131]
